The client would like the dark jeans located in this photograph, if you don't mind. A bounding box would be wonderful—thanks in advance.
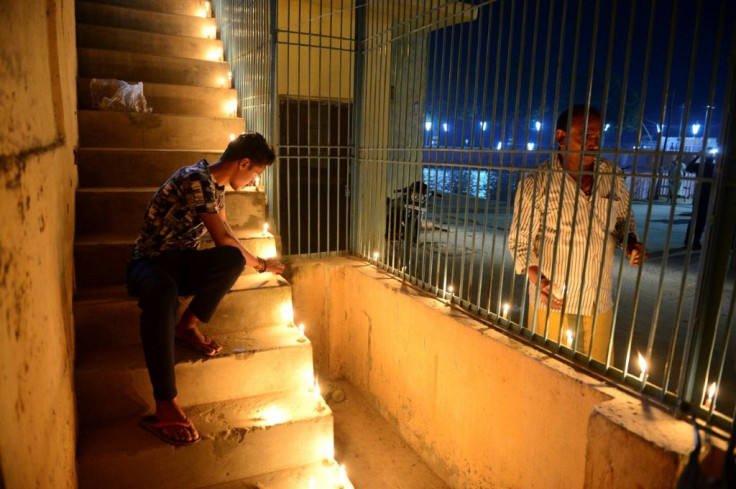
[126,246,245,401]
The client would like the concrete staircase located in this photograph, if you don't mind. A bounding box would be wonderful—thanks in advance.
[73,1,351,487]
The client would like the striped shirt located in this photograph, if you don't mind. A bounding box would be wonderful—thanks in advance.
[508,155,638,315]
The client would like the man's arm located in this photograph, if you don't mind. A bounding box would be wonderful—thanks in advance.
[613,169,647,266]
[200,210,285,274]
[508,174,541,276]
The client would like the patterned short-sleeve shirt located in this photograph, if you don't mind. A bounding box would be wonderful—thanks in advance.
[131,160,225,260]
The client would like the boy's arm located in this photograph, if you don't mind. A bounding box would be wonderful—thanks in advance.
[200,210,285,274]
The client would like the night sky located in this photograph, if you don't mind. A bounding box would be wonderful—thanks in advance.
[425,0,735,152]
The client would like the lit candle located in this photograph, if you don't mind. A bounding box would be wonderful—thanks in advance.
[218,77,226,88]
[373,251,378,261]
[229,133,236,141]
[502,303,510,319]
[228,71,233,82]
[204,1,212,17]
[226,98,237,118]
[254,176,261,189]
[297,323,306,343]
[637,351,648,385]
[704,381,717,409]
[336,464,347,489]
[314,376,320,395]
[565,329,574,347]
[263,223,269,236]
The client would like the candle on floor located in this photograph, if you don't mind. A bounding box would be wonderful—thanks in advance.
[502,303,510,319]
[704,381,717,410]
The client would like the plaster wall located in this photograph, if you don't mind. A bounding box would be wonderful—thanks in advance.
[289,257,707,489]
[0,0,78,487]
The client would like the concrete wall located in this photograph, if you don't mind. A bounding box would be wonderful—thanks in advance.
[0,1,78,488]
[289,257,715,489]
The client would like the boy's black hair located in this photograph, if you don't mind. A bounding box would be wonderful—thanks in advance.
[556,105,602,132]
[221,131,276,165]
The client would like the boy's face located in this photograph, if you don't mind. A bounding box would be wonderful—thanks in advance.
[231,159,267,191]
[557,114,602,172]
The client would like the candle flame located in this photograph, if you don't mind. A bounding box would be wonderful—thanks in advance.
[229,133,236,141]
[707,382,717,402]
[565,329,573,347]
[280,303,293,323]
[314,376,320,395]
[373,251,378,260]
[263,222,269,235]
[502,303,510,315]
[448,285,454,294]
[228,71,232,81]
[299,323,305,336]
[637,351,648,375]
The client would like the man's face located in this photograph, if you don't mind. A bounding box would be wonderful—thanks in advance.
[232,159,267,191]
[557,114,602,172]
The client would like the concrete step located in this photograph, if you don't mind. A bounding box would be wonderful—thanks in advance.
[80,0,209,17]
[77,24,224,62]
[75,187,266,236]
[78,79,236,117]
[73,230,279,288]
[76,149,223,188]
[78,48,229,88]
[78,110,242,150]
[202,460,354,489]
[76,2,217,39]
[75,323,314,428]
[74,270,292,352]
[77,390,333,489]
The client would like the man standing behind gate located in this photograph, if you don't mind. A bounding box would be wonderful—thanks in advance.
[126,132,285,446]
[508,105,647,362]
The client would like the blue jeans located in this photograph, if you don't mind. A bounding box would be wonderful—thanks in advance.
[126,246,245,401]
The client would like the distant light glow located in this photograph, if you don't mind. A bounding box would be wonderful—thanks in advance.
[535,121,541,131]
[527,142,535,151]
[480,121,487,130]
[709,147,718,155]
[425,121,432,131]
[442,122,448,132]
[604,123,610,131]
[656,123,662,133]
[692,122,701,136]
[496,141,502,150]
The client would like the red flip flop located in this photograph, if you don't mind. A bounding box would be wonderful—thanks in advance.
[139,415,201,446]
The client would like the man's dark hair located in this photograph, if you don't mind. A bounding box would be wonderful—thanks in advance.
[221,131,276,165]
[556,105,602,132]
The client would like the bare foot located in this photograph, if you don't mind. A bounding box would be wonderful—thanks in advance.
[175,308,222,356]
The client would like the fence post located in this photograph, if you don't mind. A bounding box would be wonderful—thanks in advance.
[680,70,736,414]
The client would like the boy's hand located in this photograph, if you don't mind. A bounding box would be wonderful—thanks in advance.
[264,258,286,275]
